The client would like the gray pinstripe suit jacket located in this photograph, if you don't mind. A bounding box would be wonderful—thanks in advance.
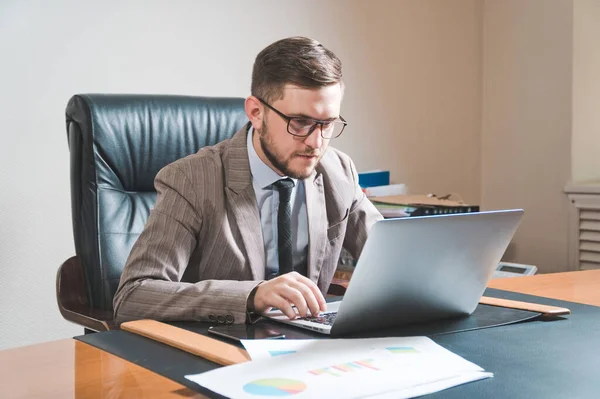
[113,124,382,325]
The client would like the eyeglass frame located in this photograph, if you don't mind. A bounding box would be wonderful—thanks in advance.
[256,97,347,139]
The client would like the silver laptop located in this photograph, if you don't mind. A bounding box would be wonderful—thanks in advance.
[265,209,524,336]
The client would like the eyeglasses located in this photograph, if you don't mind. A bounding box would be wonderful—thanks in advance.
[257,98,347,139]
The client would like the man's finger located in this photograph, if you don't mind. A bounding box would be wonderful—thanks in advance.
[279,286,309,317]
[293,274,327,312]
[272,295,298,320]
[290,281,321,316]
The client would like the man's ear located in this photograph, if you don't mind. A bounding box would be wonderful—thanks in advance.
[245,96,263,130]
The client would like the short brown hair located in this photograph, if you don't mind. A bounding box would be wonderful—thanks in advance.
[251,37,343,103]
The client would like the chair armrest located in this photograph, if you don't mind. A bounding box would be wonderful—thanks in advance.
[56,256,116,331]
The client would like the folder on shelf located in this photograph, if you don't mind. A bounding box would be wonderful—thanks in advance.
[358,170,390,188]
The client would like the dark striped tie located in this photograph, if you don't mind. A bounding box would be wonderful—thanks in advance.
[273,178,295,275]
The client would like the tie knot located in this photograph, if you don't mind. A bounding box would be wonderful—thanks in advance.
[273,178,295,201]
[273,178,294,191]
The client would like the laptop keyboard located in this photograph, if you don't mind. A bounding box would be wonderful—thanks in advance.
[301,312,337,326]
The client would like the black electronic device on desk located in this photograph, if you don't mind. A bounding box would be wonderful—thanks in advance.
[208,324,285,342]
[370,194,479,218]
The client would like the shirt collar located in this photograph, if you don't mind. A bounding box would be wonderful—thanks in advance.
[247,127,297,189]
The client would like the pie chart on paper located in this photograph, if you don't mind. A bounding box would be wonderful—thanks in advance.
[242,378,307,396]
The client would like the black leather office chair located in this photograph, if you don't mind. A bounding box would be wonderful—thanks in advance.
[56,94,248,332]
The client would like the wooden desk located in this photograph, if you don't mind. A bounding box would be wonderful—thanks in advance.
[488,269,600,307]
[0,338,205,399]
[2,270,599,399]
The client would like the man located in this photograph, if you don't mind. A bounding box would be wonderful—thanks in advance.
[113,37,382,325]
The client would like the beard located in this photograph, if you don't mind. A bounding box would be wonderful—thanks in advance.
[258,118,321,179]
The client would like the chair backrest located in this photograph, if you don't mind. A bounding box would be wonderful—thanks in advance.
[65,94,248,311]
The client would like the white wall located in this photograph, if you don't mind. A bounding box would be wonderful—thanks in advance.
[336,0,483,203]
[481,0,573,272]
[0,0,482,349]
[572,0,600,183]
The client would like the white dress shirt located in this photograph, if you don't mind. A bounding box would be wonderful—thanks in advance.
[246,128,309,278]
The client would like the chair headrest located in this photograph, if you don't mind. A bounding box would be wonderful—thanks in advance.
[66,94,248,192]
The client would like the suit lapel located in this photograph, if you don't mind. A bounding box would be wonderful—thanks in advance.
[305,172,327,282]
[225,124,265,280]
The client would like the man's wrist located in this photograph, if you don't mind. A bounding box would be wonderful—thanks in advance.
[245,283,263,324]
[246,284,260,314]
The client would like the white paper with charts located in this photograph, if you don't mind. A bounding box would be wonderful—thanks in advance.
[185,336,492,399]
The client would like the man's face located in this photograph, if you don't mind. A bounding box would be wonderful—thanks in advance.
[252,83,343,179]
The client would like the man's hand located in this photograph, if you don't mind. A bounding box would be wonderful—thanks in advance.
[253,272,327,319]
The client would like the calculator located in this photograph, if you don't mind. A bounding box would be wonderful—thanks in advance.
[493,262,538,278]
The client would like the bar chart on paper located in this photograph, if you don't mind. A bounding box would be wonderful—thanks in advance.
[386,346,419,354]
[308,359,379,377]
[268,350,297,357]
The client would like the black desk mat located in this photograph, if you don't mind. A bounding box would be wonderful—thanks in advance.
[76,289,600,398]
